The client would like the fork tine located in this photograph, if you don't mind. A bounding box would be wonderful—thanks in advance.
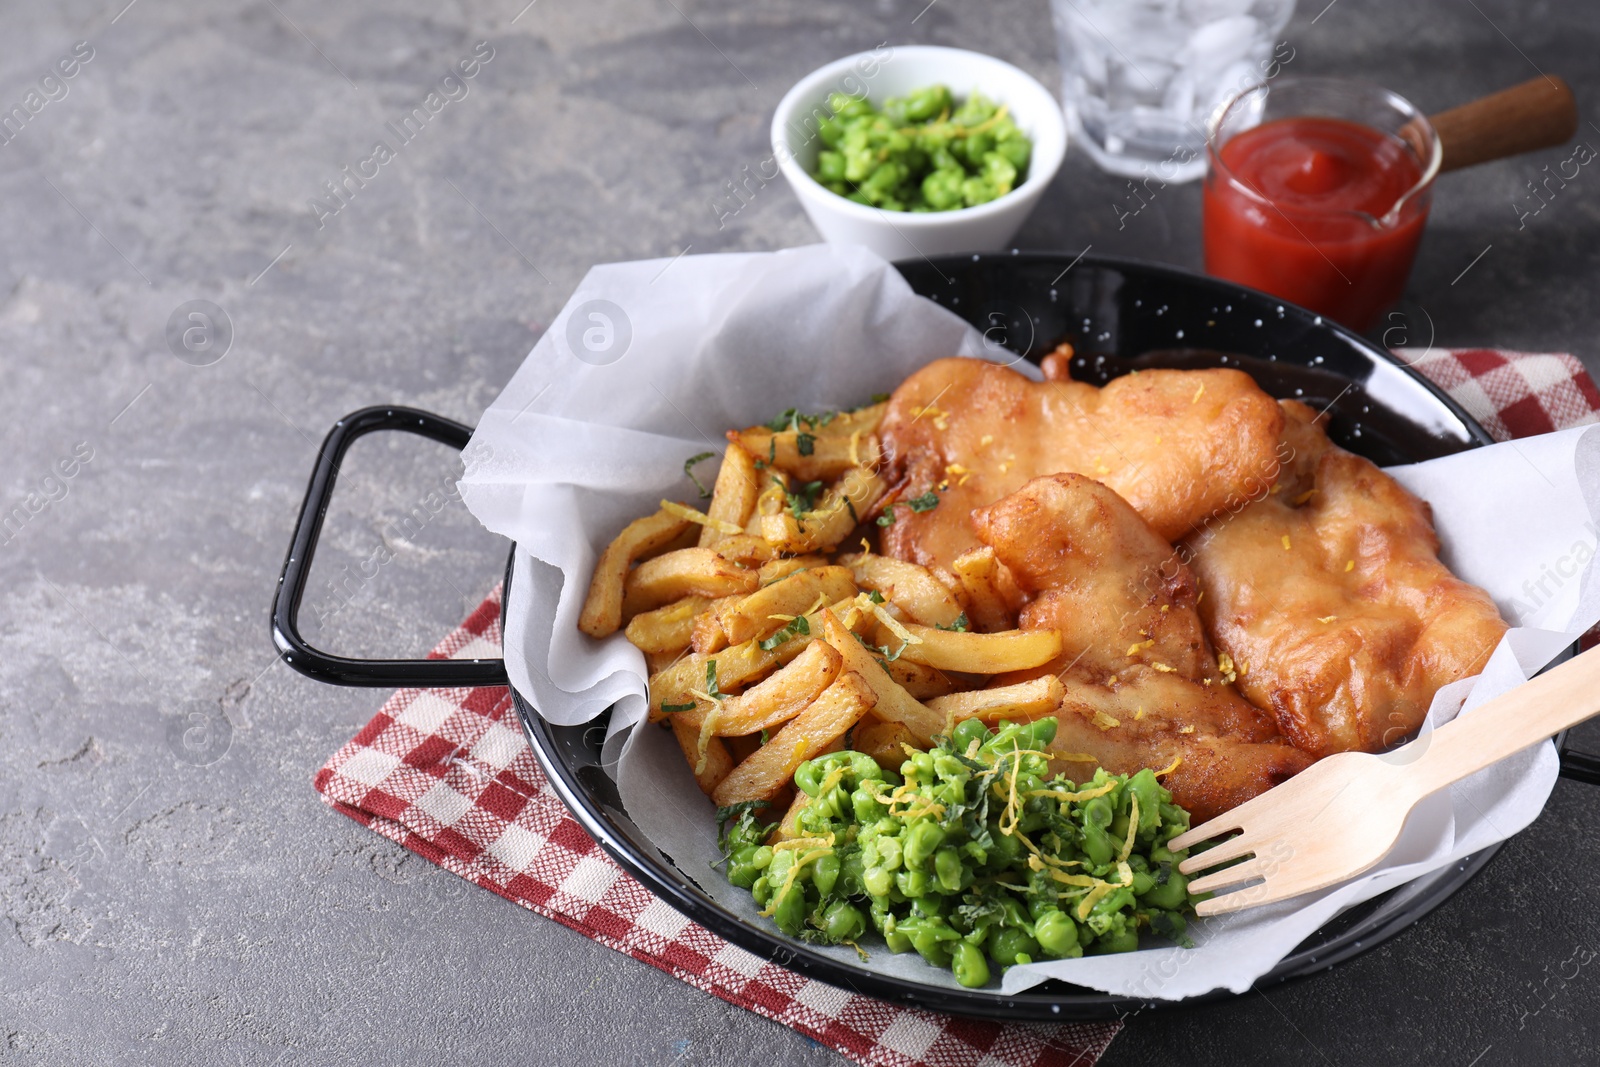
[1195,859,1354,916]
[1186,855,1274,896]
[1195,879,1284,917]
[1176,831,1257,875]
[1167,813,1243,853]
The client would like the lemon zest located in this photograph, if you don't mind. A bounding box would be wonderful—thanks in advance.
[1117,795,1140,863]
[660,499,744,535]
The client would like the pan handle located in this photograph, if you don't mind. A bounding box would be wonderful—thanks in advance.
[271,406,509,688]
[1558,732,1600,785]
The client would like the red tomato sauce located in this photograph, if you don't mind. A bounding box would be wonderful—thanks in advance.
[1203,117,1431,331]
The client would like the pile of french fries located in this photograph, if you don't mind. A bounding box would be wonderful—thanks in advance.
[578,403,1068,824]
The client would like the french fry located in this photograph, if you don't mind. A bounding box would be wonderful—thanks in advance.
[838,552,965,628]
[699,443,761,548]
[711,671,877,807]
[648,638,790,718]
[895,624,1063,674]
[673,641,843,738]
[757,555,829,584]
[689,595,741,654]
[925,676,1066,725]
[759,467,886,553]
[819,608,946,744]
[749,469,789,523]
[949,547,1016,632]
[645,649,681,675]
[621,547,759,619]
[771,787,810,842]
[730,429,883,481]
[579,509,694,637]
[709,534,777,564]
[715,565,857,645]
[624,595,711,655]
[853,720,918,768]
[883,658,966,699]
[669,715,733,794]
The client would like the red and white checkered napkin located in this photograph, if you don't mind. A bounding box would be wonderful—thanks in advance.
[315,349,1597,1067]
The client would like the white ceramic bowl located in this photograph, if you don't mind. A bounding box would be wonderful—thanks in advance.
[770,45,1068,261]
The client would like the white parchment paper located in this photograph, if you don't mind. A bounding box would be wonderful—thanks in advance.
[458,243,1600,1000]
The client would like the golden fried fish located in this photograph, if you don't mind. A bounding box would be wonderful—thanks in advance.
[877,355,1287,576]
[972,473,1313,822]
[1184,402,1509,758]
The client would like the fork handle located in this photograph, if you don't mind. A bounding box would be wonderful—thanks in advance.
[1406,644,1600,797]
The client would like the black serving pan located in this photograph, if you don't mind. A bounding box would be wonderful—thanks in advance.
[273,253,1600,1020]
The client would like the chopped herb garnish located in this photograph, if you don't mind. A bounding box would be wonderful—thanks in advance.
[759,615,810,650]
[869,392,890,404]
[705,660,724,702]
[937,612,970,633]
[796,431,816,456]
[844,496,858,523]
[907,491,940,513]
[766,408,838,434]
[868,590,886,604]
[683,451,717,498]
[786,479,825,521]
[714,800,775,857]
[759,728,770,745]
[854,630,907,663]
[660,701,696,714]
[875,509,896,527]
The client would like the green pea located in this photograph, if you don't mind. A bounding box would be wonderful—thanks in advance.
[902,84,951,121]
[1082,826,1114,867]
[949,717,992,753]
[895,868,933,898]
[987,829,1022,869]
[727,844,772,889]
[852,788,887,824]
[903,821,946,869]
[829,92,872,119]
[771,883,808,936]
[1034,910,1082,958]
[876,834,903,871]
[933,846,965,892]
[988,926,1040,967]
[951,941,991,988]
[1140,869,1190,911]
[815,150,846,184]
[995,134,1031,170]
[863,864,892,898]
[811,852,841,898]
[1092,926,1140,954]
[821,900,867,942]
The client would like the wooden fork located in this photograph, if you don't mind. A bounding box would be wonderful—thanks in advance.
[1170,643,1600,916]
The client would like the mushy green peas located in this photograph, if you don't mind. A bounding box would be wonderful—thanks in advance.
[716,717,1202,989]
[811,85,1033,212]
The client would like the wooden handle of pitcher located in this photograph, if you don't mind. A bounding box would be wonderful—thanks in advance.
[1431,76,1579,173]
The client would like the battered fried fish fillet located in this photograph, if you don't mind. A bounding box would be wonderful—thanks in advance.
[972,474,1313,822]
[877,356,1287,575]
[1185,402,1509,758]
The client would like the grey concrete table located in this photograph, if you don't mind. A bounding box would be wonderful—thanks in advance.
[3,1,1598,1064]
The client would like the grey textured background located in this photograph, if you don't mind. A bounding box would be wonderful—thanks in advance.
[3,1,1599,1064]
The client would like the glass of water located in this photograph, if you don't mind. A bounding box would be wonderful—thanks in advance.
[1052,0,1296,181]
